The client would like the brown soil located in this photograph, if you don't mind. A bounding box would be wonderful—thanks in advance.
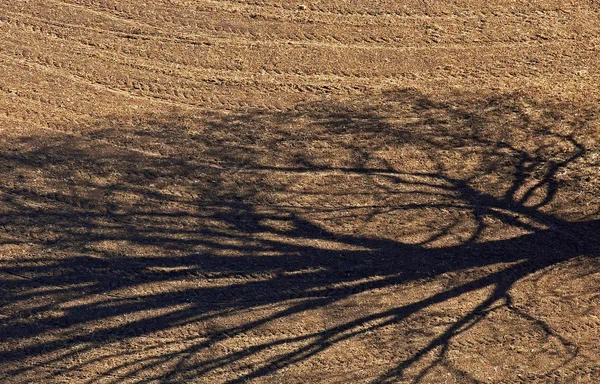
[1,1,600,383]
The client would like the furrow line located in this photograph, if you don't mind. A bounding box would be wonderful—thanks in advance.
[3,7,597,52]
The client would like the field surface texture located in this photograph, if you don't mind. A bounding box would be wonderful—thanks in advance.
[2,1,600,383]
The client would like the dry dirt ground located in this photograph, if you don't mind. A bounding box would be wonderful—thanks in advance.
[1,1,600,383]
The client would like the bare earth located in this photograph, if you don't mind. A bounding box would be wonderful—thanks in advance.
[1,1,600,383]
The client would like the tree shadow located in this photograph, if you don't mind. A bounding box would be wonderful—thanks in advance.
[1,89,599,383]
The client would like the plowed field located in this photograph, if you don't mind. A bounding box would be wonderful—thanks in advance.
[1,1,600,383]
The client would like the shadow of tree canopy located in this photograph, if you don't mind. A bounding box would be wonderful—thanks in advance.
[1,89,600,383]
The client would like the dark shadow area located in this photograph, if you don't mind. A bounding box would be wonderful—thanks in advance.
[1,89,599,383]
